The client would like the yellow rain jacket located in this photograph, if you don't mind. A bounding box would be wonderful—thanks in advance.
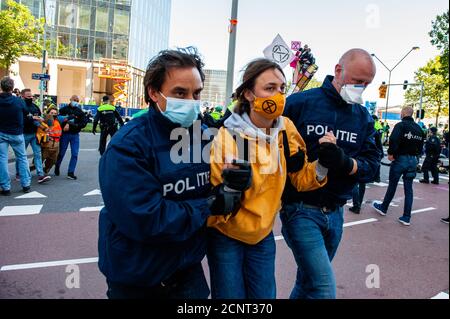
[208,113,327,245]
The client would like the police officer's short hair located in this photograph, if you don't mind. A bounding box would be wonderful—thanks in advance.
[102,95,110,103]
[0,76,14,93]
[143,48,205,107]
[430,127,438,134]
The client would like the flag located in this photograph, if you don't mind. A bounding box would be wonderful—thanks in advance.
[263,34,295,69]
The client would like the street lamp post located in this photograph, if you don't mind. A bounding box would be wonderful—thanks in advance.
[225,0,238,108]
[371,47,420,124]
[40,0,48,112]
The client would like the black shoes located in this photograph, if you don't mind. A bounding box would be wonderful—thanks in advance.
[419,179,429,184]
[441,217,449,224]
[349,206,361,214]
[22,186,31,193]
[1,189,11,196]
[431,181,439,185]
[67,173,77,180]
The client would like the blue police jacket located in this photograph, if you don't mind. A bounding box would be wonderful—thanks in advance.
[98,106,212,287]
[282,75,381,207]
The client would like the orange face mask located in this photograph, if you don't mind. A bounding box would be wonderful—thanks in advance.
[252,92,286,120]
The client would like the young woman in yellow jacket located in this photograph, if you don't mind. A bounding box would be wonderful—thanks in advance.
[207,58,335,299]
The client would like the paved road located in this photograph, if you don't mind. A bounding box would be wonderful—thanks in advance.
[0,133,448,299]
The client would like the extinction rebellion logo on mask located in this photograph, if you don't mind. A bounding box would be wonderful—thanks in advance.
[262,100,277,114]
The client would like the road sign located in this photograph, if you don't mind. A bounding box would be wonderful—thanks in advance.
[32,73,50,81]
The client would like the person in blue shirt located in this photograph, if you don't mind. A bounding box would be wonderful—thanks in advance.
[98,48,250,299]
[0,77,32,195]
[281,49,380,299]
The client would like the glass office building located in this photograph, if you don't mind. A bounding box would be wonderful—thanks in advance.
[2,0,171,107]
[2,0,171,70]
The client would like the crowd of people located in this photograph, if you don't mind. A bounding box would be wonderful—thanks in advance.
[0,77,90,195]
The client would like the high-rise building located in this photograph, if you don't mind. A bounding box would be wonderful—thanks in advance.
[202,69,227,108]
[2,0,171,109]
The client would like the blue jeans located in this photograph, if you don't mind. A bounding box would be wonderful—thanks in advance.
[0,132,31,190]
[280,202,344,299]
[352,183,366,208]
[15,133,44,177]
[381,155,418,219]
[56,133,80,174]
[207,228,276,299]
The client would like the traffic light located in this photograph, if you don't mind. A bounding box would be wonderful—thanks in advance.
[416,109,425,119]
[379,82,387,99]
[403,80,409,90]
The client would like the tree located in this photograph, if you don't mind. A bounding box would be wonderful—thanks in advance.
[429,10,449,86]
[0,0,44,73]
[404,56,449,126]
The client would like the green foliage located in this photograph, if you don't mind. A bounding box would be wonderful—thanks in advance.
[429,10,449,86]
[0,0,44,71]
[405,56,449,125]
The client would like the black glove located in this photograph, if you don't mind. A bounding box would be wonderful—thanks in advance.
[92,130,96,135]
[286,148,306,173]
[318,143,354,175]
[222,159,252,192]
[208,184,242,216]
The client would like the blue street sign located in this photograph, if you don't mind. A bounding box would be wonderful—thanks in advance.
[32,73,50,81]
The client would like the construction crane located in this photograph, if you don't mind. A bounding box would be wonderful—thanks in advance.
[98,59,131,108]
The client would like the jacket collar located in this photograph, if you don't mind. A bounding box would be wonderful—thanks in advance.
[402,116,414,122]
[321,75,355,107]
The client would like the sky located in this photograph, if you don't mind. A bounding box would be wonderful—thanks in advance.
[169,0,449,107]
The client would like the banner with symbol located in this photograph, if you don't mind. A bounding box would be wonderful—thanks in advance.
[263,34,295,69]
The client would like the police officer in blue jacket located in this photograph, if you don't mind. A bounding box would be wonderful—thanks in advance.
[98,49,251,299]
[281,49,380,299]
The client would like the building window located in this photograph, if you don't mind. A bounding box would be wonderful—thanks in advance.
[96,7,109,32]
[113,9,130,35]
[95,38,107,60]
[57,33,71,57]
[78,5,91,30]
[77,36,89,59]
[58,3,76,28]
[112,37,128,60]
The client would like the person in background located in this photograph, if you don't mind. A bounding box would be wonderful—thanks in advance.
[0,77,32,195]
[17,88,51,184]
[373,106,425,226]
[93,95,124,156]
[420,127,441,185]
[54,95,88,180]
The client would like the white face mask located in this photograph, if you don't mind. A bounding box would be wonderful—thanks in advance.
[340,84,366,105]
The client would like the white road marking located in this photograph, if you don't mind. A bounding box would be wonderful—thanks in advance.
[79,206,104,212]
[80,149,97,152]
[431,292,449,299]
[343,218,378,228]
[440,176,449,181]
[14,191,47,199]
[0,257,99,271]
[275,218,378,241]
[0,205,43,217]
[372,182,389,187]
[411,207,436,215]
[84,189,102,196]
